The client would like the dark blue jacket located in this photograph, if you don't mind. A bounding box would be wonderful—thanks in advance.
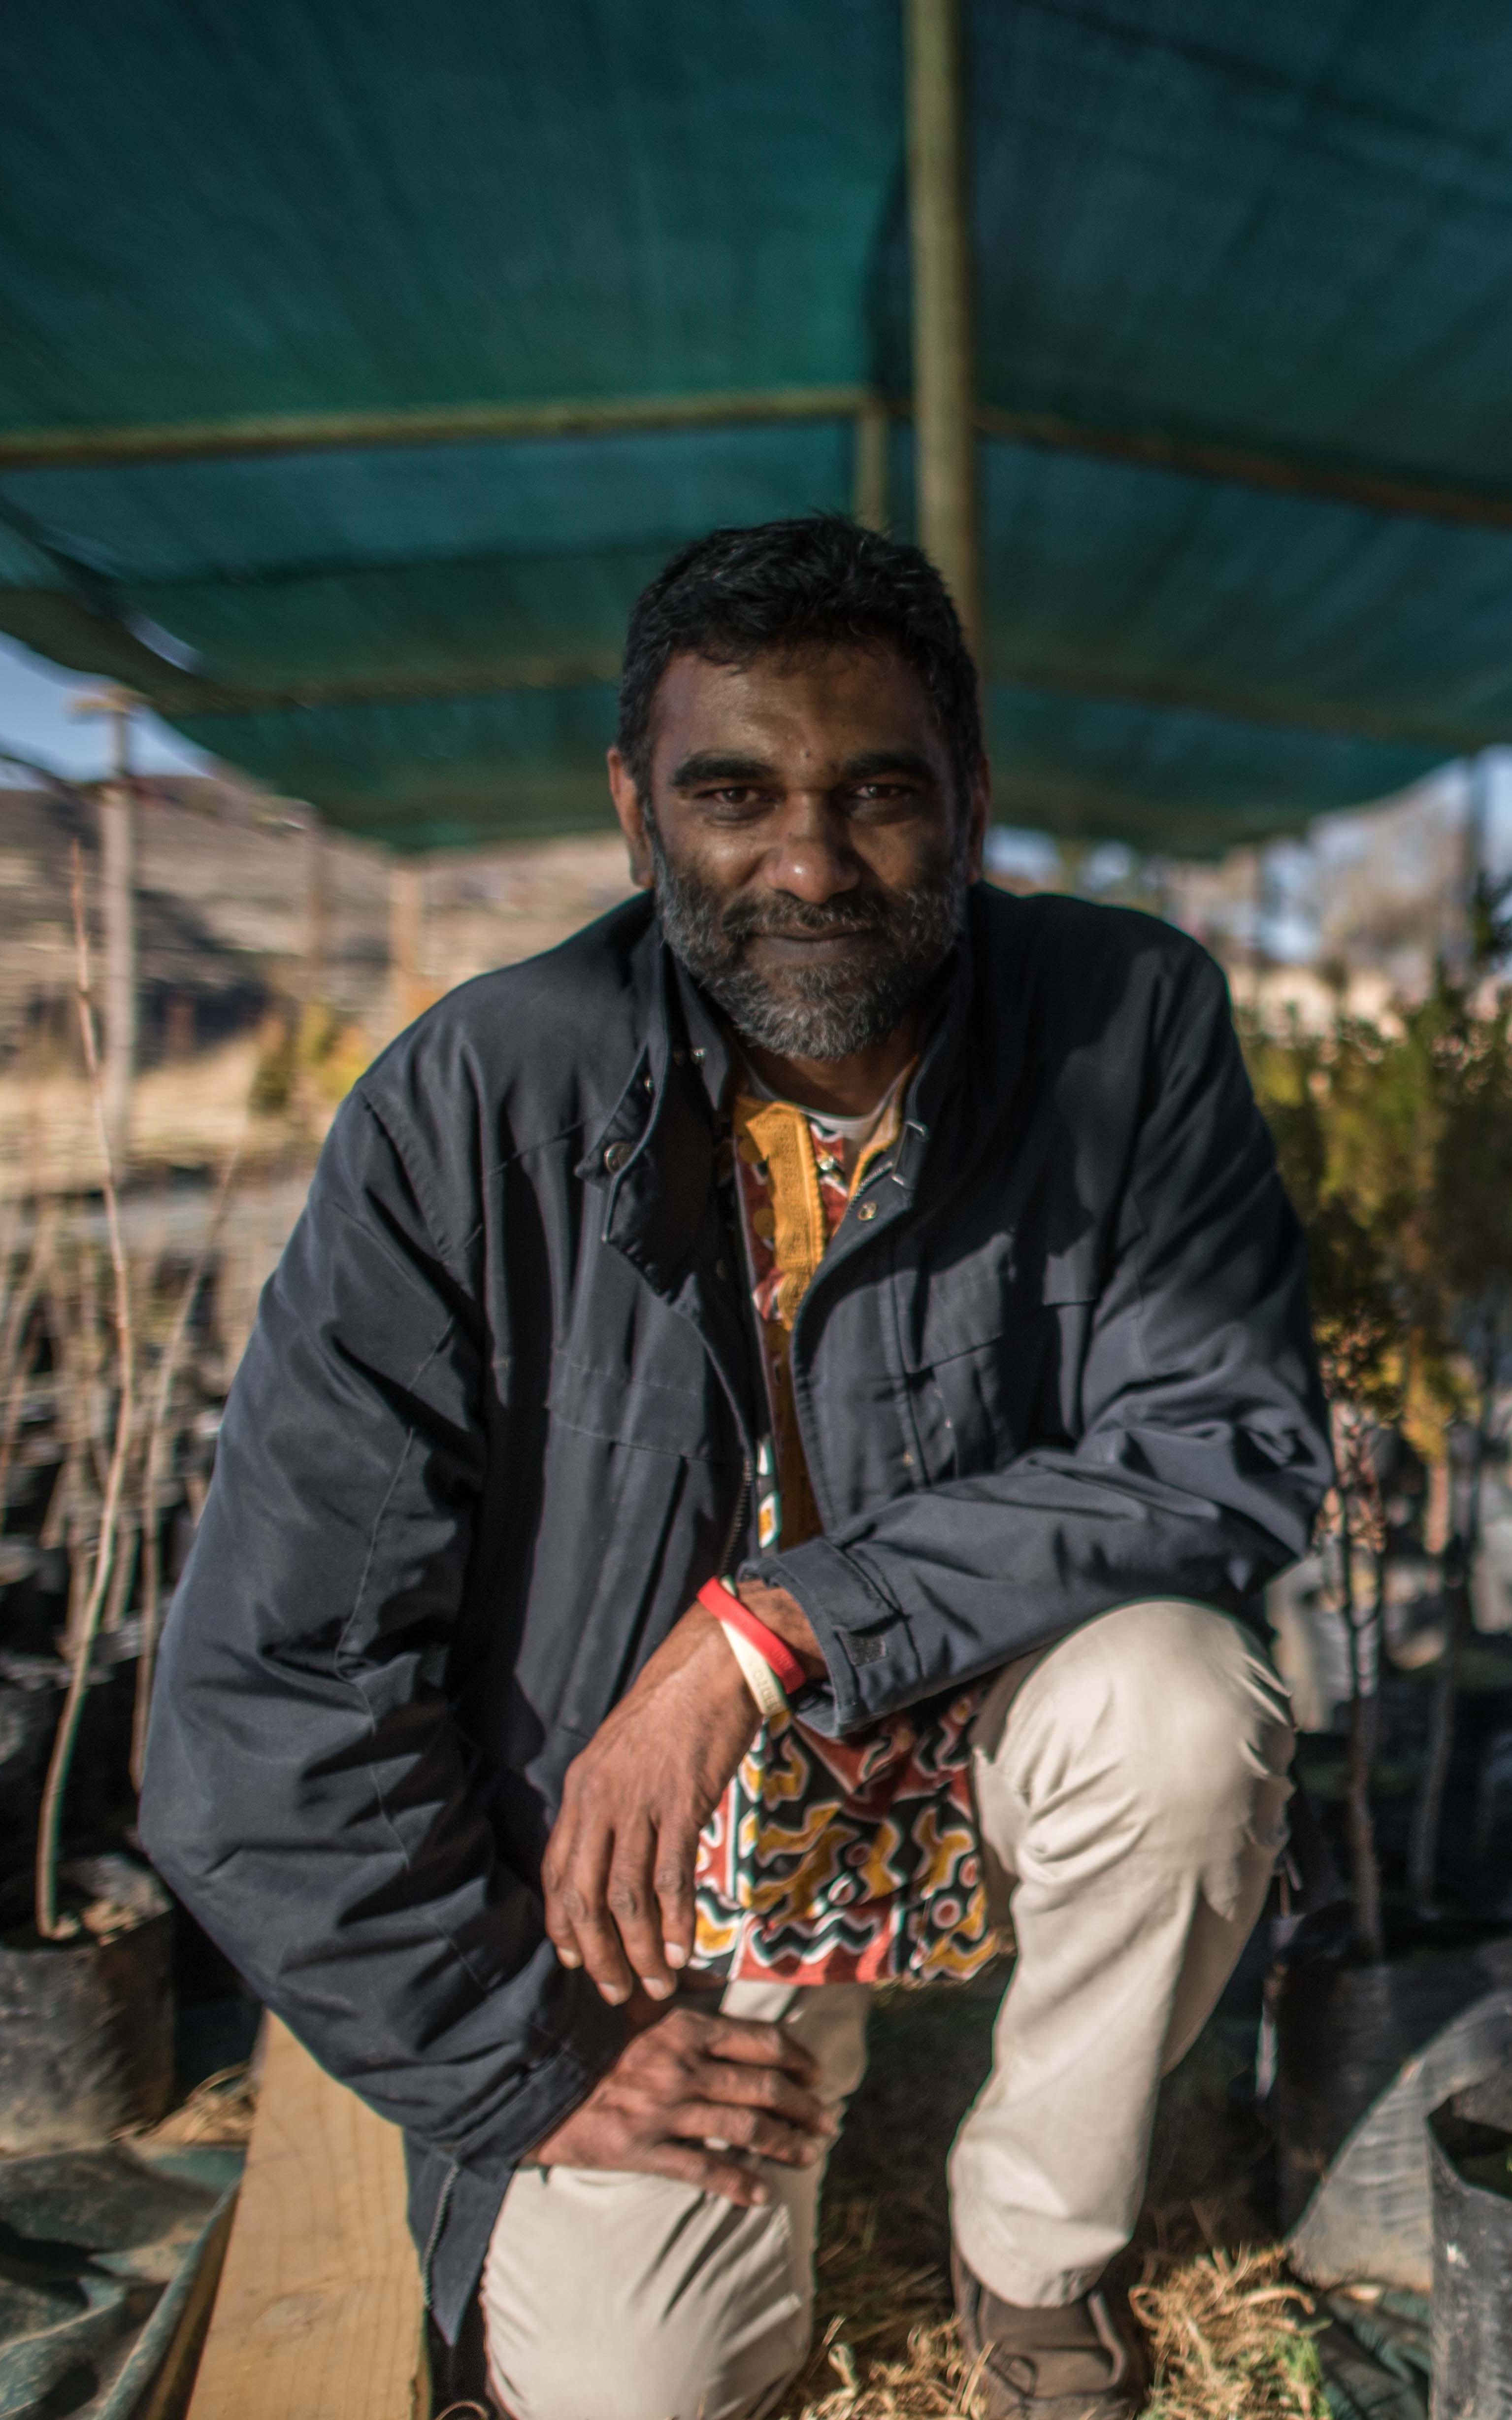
[139,885,1330,2336]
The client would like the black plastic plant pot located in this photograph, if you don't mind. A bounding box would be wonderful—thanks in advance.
[0,1852,174,2152]
[1430,2076,1512,2420]
[1271,1914,1512,2291]
[0,1679,59,1887]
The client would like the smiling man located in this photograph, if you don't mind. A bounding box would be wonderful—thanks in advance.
[141,517,1328,2420]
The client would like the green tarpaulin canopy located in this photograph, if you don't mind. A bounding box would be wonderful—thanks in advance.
[2,1,1511,853]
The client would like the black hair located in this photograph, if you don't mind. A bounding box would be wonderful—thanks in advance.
[616,513,982,806]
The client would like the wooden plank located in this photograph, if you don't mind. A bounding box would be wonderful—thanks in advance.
[187,2018,422,2420]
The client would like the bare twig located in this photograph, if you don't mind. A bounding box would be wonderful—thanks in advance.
[33,845,137,1940]
[1330,1408,1386,1961]
[1409,1318,1500,1919]
[131,1139,242,1788]
[102,1514,139,1633]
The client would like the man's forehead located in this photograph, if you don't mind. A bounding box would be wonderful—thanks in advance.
[650,642,945,773]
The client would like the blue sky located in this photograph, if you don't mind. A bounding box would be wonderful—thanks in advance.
[0,634,210,783]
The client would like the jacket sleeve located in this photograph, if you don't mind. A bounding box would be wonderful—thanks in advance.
[747,949,1333,1734]
[138,1084,624,2178]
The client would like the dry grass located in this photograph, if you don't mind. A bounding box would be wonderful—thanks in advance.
[779,2239,1323,2420]
[1134,2249,1323,2420]
[796,2317,987,2417]
[136,2061,259,2149]
[772,1983,1323,2420]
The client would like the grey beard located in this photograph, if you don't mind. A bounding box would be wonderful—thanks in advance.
[648,829,967,1061]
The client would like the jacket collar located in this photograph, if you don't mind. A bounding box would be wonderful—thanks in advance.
[582,899,982,1281]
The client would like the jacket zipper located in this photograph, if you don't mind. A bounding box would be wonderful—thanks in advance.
[719,1456,751,1578]
[419,2159,458,2311]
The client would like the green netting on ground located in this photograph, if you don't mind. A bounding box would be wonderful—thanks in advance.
[4,0,1512,849]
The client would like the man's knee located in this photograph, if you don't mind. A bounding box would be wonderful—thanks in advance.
[491,2304,804,2420]
[996,1598,1295,1852]
[482,2168,809,2420]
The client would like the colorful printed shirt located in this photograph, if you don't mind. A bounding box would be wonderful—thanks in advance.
[690,1076,1003,1986]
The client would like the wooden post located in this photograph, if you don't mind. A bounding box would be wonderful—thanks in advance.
[387,857,424,1033]
[853,397,890,531]
[83,697,139,1174]
[68,689,140,1169]
[906,0,981,653]
[303,817,329,1008]
[99,773,136,1170]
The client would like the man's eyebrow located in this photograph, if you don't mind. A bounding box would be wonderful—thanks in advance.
[670,746,941,789]
[841,748,938,784]
[670,751,780,788]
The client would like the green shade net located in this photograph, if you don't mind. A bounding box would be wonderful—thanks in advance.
[0,0,1509,851]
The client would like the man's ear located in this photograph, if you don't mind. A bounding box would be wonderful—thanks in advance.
[607,747,655,890]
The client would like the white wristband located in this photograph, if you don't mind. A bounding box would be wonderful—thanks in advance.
[718,1614,789,1721]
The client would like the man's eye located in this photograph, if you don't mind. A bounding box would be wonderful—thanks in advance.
[701,787,766,808]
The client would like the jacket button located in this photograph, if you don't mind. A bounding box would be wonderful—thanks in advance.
[604,1141,632,1174]
[856,1201,877,1222]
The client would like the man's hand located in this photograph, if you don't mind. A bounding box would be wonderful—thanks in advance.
[527,1999,834,2206]
[542,1587,824,2003]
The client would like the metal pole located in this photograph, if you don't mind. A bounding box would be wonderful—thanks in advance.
[906,0,981,653]
[99,706,136,1171]
[853,398,890,531]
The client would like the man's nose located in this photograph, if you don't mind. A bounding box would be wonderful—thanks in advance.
[762,795,858,904]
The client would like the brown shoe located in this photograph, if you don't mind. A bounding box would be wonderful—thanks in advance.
[953,2251,1147,2419]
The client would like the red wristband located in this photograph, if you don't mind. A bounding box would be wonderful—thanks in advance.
[696,1578,808,1697]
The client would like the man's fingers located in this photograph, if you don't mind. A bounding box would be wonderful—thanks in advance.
[652,1819,698,1974]
[639,2141,771,2207]
[688,2054,834,2138]
[552,1822,638,2006]
[605,1821,678,2000]
[540,1815,585,1972]
[668,2099,826,2166]
[701,2016,822,2084]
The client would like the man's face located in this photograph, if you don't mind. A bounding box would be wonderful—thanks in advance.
[607,643,987,1061]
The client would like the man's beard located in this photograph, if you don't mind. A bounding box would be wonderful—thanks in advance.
[648,827,969,1061]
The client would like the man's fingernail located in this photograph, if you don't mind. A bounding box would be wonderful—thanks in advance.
[751,2184,770,2204]
[664,1944,689,1968]
[641,1976,674,2000]
[600,1983,630,2006]
[558,1948,582,1968]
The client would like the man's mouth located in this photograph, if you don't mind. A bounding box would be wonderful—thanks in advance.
[742,922,885,960]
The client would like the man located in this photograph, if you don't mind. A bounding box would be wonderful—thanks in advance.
[141,516,1327,2420]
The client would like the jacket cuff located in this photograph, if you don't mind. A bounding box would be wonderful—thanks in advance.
[444,1970,628,2181]
[739,1538,922,1734]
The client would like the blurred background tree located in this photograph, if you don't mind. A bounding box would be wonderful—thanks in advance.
[1243,944,1512,1956]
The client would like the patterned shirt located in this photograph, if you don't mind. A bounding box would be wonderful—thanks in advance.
[690,1078,1003,1986]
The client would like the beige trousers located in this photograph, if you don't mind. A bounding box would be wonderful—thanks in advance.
[481,1600,1295,2420]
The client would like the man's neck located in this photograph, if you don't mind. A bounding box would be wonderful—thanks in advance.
[737,1017,917,1120]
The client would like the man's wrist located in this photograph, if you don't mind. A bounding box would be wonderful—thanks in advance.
[733,1578,827,1682]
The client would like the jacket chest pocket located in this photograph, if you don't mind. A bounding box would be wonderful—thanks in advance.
[907,1260,1097,1482]
[518,1357,742,1747]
